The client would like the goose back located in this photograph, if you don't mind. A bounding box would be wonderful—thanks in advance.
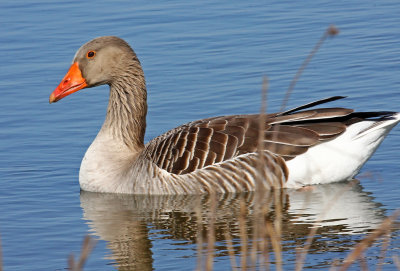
[142,97,389,176]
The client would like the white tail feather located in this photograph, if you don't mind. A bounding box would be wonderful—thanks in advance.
[285,113,400,188]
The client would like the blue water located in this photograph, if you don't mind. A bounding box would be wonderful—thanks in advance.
[1,1,399,270]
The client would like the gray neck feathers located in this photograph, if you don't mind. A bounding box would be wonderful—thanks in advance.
[105,60,147,151]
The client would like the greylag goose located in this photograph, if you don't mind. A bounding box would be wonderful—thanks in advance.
[49,36,400,194]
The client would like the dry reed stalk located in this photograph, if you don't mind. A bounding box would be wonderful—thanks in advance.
[339,210,400,271]
[272,189,283,269]
[253,191,275,271]
[250,76,272,270]
[68,235,97,271]
[358,255,369,271]
[296,181,355,271]
[265,221,282,270]
[0,233,3,271]
[224,229,239,271]
[205,192,217,271]
[249,215,259,269]
[295,225,318,271]
[260,189,283,271]
[256,76,271,188]
[280,24,339,112]
[266,26,339,269]
[260,191,276,271]
[196,197,204,271]
[260,209,271,271]
[393,255,400,270]
[329,259,341,271]
[250,195,271,270]
[376,231,391,271]
[239,198,248,270]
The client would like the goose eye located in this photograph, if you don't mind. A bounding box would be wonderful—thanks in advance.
[86,50,96,59]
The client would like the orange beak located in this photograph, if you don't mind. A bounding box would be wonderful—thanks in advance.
[49,62,88,103]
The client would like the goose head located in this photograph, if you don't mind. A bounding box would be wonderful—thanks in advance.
[49,36,139,103]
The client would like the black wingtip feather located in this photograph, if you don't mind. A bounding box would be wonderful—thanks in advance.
[277,96,347,116]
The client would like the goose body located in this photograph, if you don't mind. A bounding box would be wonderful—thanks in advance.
[50,36,400,194]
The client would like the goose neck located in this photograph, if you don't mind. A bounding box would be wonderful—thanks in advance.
[104,73,147,152]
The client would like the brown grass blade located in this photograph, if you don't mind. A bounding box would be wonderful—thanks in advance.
[205,192,217,271]
[239,198,248,270]
[224,230,239,271]
[260,219,271,271]
[68,253,76,270]
[257,76,272,188]
[69,235,97,271]
[296,181,356,271]
[393,254,400,270]
[196,197,204,271]
[265,221,282,270]
[358,255,369,271]
[0,233,3,271]
[376,231,391,271]
[339,210,400,271]
[280,25,339,112]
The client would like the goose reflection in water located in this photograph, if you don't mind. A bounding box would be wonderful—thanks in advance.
[80,180,387,270]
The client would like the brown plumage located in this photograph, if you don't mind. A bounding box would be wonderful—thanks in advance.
[142,97,389,175]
